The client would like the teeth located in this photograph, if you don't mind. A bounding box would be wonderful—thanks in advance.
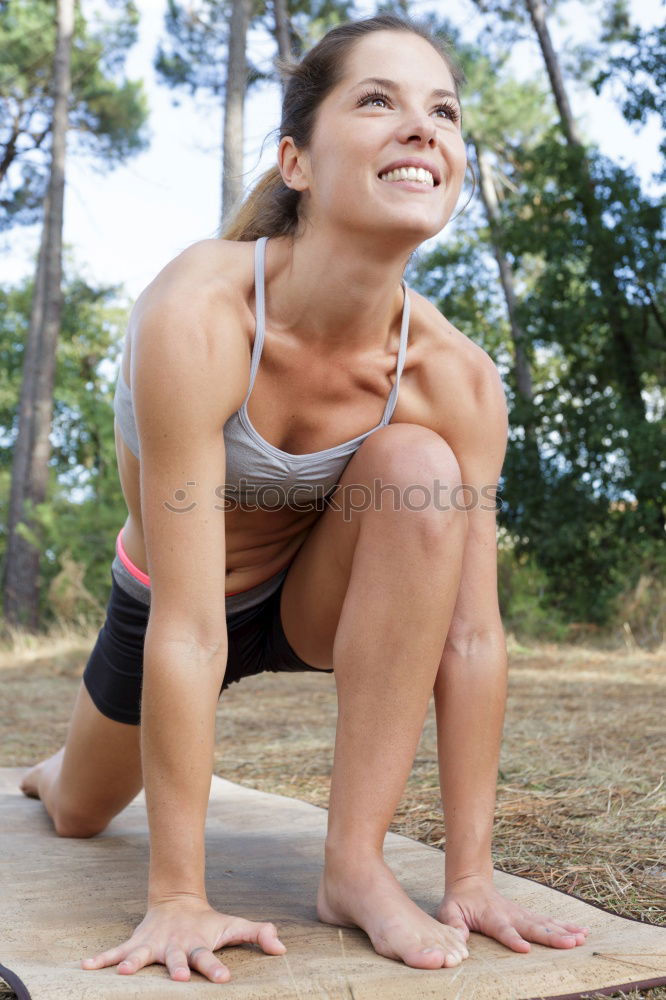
[379,166,435,186]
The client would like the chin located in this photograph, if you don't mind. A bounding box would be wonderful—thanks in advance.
[381,214,448,244]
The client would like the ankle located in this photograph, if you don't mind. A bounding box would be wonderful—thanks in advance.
[324,838,384,868]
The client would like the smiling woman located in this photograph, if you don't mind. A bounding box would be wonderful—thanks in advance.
[19,12,589,989]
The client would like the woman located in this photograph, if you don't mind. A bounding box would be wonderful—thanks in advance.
[20,14,589,986]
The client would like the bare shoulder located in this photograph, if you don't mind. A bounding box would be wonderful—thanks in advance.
[132,238,254,339]
[127,239,256,416]
[404,288,508,446]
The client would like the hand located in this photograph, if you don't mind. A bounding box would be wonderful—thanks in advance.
[436,875,590,953]
[81,894,287,983]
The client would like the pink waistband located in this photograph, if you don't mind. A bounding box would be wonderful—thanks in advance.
[116,528,151,586]
[115,527,281,596]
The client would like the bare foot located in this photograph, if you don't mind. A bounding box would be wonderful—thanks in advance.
[317,848,469,970]
[20,748,65,800]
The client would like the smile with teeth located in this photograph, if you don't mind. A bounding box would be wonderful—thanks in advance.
[379,166,436,186]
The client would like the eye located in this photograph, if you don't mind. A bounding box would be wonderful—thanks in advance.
[357,89,392,109]
[434,101,461,123]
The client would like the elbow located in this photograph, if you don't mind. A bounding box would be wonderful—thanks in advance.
[145,621,229,669]
[442,625,507,664]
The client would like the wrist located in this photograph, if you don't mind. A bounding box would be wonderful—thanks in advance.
[148,886,209,908]
[444,866,495,891]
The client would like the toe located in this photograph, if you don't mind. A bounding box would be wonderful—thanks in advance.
[404,946,447,969]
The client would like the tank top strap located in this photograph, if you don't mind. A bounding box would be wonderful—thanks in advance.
[381,279,411,425]
[242,235,268,404]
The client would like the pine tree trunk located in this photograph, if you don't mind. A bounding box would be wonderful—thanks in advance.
[2,0,73,630]
[475,143,533,402]
[474,140,546,521]
[221,0,252,225]
[273,0,292,73]
[524,0,582,147]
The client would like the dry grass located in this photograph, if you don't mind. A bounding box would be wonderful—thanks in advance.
[0,628,664,999]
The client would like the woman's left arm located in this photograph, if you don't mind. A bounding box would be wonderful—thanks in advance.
[431,353,589,952]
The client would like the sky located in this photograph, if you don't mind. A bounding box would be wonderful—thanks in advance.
[2,0,664,302]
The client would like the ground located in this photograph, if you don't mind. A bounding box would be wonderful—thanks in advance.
[1,626,664,1000]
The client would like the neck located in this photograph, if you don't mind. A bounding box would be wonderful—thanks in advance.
[264,228,414,352]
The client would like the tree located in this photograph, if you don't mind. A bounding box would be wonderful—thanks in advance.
[0,268,129,625]
[470,0,665,542]
[156,0,263,224]
[224,0,254,216]
[2,0,74,629]
[273,0,295,75]
[2,0,147,628]
[0,0,149,230]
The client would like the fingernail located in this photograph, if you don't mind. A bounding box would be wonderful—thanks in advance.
[213,970,225,980]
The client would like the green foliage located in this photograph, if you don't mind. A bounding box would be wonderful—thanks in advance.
[0,267,130,621]
[155,0,235,97]
[283,0,356,53]
[593,22,666,170]
[0,0,149,228]
[497,531,569,641]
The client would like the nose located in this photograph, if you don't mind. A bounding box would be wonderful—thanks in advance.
[399,112,436,147]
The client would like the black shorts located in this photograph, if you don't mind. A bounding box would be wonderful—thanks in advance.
[82,568,333,726]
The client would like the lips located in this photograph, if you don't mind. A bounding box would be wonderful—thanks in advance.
[378,159,441,186]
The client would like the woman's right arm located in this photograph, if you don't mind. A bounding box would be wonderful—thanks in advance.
[82,249,287,984]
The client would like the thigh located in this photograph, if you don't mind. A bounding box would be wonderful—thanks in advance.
[280,423,462,669]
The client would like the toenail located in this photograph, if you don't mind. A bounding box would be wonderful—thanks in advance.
[421,947,441,955]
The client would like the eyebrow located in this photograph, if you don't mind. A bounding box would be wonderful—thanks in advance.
[352,76,460,104]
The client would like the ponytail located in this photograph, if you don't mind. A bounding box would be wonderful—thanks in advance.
[218,165,301,242]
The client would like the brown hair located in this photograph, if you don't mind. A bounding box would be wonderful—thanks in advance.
[219,14,464,243]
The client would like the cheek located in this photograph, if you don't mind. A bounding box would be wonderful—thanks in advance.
[443,140,468,192]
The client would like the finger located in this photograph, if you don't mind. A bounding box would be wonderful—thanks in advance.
[81,946,127,970]
[546,919,588,941]
[520,921,579,949]
[117,944,154,974]
[560,922,590,936]
[188,947,231,983]
[492,923,531,953]
[165,946,192,982]
[226,920,286,954]
[257,921,287,954]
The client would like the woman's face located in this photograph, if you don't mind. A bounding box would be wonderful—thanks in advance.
[284,30,467,246]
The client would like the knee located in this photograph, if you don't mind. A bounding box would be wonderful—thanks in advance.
[356,423,463,488]
[343,424,468,537]
[53,807,107,839]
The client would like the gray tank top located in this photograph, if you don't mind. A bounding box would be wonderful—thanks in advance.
[113,235,411,511]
